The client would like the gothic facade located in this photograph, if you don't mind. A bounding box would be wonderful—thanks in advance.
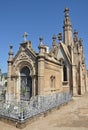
[6,8,88,102]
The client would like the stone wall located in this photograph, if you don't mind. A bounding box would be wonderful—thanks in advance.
[44,61,62,94]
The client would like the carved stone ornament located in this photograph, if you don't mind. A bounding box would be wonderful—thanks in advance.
[13,51,32,67]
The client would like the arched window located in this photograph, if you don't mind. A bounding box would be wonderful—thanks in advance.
[63,65,67,81]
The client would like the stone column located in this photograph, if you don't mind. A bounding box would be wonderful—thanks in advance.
[32,75,36,96]
[38,57,45,95]
[15,76,20,102]
[6,45,13,102]
[81,68,86,95]
[72,65,78,95]
[38,37,45,95]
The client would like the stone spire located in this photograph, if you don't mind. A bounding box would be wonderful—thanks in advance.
[64,8,71,26]
[8,45,13,63]
[58,33,62,43]
[38,36,45,54]
[73,30,79,42]
[79,38,83,46]
[52,34,57,47]
[63,8,73,46]
[39,36,43,46]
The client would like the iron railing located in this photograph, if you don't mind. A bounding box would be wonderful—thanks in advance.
[0,92,72,121]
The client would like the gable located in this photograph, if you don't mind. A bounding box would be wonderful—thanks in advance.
[13,47,37,67]
[61,43,71,62]
[57,44,71,65]
[57,47,64,60]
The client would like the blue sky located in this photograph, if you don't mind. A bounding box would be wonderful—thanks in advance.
[0,0,88,73]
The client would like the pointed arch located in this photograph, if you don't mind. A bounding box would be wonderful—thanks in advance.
[20,66,32,100]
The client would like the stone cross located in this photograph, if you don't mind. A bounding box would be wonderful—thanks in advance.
[23,32,28,42]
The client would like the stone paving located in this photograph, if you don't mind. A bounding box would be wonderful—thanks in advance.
[1,93,88,130]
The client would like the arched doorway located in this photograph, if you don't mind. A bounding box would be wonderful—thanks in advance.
[20,66,32,101]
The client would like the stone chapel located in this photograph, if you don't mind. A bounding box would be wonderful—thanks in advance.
[6,8,88,102]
